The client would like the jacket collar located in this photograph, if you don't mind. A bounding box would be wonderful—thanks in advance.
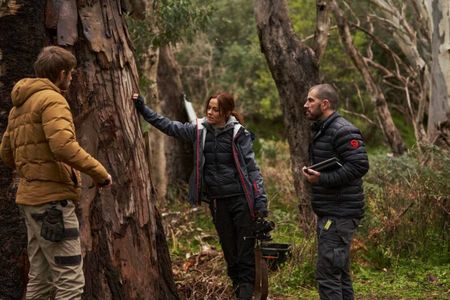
[202,115,239,132]
[311,112,339,141]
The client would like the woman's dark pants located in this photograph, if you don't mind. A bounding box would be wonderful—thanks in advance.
[209,195,255,294]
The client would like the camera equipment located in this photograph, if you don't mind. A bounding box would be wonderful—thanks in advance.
[253,218,275,241]
[261,242,291,270]
[252,219,290,300]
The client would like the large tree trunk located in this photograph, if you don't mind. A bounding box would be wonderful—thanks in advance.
[68,2,178,298]
[426,0,450,142]
[157,45,193,188]
[1,1,179,299]
[254,0,320,233]
[0,1,47,298]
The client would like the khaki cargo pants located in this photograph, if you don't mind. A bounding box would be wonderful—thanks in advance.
[20,200,84,300]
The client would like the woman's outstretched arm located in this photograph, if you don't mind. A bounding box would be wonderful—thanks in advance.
[132,94,196,142]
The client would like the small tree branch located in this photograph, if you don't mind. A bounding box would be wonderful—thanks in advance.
[350,22,414,75]
[340,108,377,126]
[331,0,406,155]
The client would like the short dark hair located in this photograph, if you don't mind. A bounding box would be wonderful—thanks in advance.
[34,46,76,83]
[310,84,339,109]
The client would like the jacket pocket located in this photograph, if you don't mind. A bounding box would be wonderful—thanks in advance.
[333,247,347,269]
[59,163,74,184]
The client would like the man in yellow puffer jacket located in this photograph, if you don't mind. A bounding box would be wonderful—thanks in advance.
[0,46,111,300]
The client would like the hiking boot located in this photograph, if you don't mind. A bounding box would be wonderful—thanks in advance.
[238,282,254,300]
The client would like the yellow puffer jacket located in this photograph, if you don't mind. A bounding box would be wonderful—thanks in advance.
[0,78,109,205]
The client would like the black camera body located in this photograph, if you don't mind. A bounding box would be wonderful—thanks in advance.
[253,218,275,241]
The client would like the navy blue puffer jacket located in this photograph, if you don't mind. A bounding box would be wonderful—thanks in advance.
[203,123,244,198]
[309,112,369,219]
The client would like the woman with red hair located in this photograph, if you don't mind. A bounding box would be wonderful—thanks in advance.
[132,92,268,299]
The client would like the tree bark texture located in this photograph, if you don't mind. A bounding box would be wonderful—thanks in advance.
[139,45,169,201]
[331,0,406,155]
[368,0,449,145]
[254,0,319,233]
[313,0,332,62]
[157,45,193,188]
[426,0,450,141]
[0,1,47,298]
[67,1,178,299]
[1,1,179,299]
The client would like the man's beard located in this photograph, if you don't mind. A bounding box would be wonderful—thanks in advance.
[306,109,323,121]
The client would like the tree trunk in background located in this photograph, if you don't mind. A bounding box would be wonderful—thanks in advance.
[426,0,450,142]
[157,45,193,189]
[140,45,168,201]
[0,1,47,298]
[332,0,406,155]
[125,0,166,200]
[254,0,320,234]
[1,1,179,299]
[369,0,430,146]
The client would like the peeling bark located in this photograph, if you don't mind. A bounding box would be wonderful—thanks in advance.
[426,0,450,141]
[254,0,318,233]
[70,1,178,298]
[0,0,178,299]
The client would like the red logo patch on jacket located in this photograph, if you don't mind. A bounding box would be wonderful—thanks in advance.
[350,139,360,149]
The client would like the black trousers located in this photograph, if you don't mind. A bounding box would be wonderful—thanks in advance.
[209,195,255,286]
[316,216,359,300]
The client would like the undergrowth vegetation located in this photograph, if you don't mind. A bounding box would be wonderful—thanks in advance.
[160,143,449,299]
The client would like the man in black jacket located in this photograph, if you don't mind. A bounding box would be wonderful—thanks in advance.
[302,84,369,300]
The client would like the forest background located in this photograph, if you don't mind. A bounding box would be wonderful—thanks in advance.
[127,0,449,299]
[0,0,448,299]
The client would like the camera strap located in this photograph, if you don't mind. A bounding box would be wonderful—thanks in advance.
[254,243,269,300]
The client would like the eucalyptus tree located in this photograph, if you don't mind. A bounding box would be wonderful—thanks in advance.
[0,1,178,298]
[330,0,406,155]
[330,0,449,147]
[427,0,450,145]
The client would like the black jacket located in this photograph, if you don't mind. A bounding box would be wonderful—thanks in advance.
[134,99,268,217]
[309,112,369,219]
[203,123,244,198]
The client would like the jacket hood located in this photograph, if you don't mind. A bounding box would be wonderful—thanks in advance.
[11,78,60,107]
[226,115,239,127]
